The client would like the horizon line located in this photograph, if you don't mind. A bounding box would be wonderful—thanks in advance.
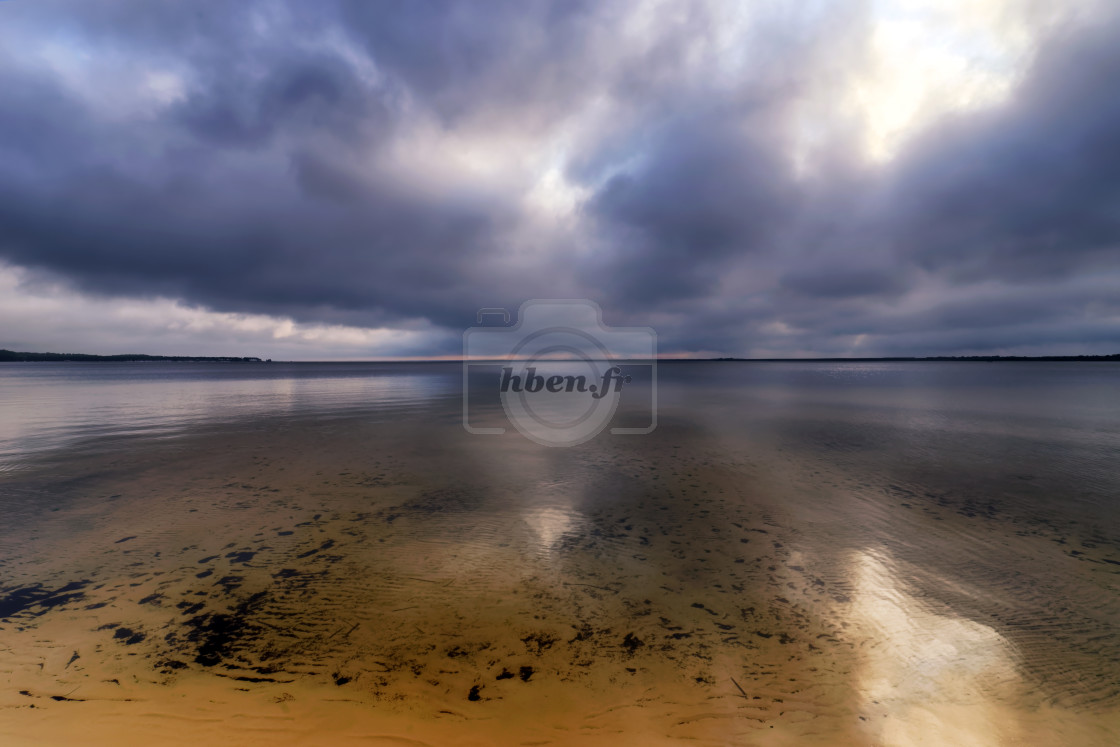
[3,349,1119,364]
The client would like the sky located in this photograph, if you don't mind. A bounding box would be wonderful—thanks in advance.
[0,0,1118,360]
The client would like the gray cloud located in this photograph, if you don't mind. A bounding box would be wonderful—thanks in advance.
[0,0,1117,358]
[883,16,1120,283]
[585,109,799,306]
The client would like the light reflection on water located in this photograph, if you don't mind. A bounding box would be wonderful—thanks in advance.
[850,548,1022,746]
[524,506,583,554]
[0,362,458,470]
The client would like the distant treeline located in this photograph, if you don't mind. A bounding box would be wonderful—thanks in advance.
[710,354,1120,362]
[2,348,1117,364]
[0,349,265,363]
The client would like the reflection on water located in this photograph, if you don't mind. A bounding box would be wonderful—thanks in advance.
[1,361,1119,744]
[524,506,583,554]
[0,362,457,469]
[850,549,1021,746]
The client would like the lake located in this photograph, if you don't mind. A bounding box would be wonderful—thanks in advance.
[1,361,1118,745]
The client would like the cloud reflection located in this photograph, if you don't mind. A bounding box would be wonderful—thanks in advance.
[523,505,583,556]
[849,548,1024,746]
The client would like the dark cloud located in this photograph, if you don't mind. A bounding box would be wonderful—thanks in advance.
[779,264,908,299]
[175,52,386,148]
[0,2,550,338]
[883,16,1120,283]
[339,0,599,126]
[585,110,799,305]
[0,0,1118,357]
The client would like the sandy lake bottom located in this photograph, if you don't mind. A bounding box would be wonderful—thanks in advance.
[1,361,1119,745]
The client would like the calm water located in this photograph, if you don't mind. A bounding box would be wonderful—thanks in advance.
[1,361,1119,745]
[0,362,459,470]
[2,360,1117,470]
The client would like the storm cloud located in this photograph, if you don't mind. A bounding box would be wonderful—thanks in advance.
[0,0,1117,358]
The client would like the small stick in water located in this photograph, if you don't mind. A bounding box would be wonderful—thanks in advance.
[730,677,749,699]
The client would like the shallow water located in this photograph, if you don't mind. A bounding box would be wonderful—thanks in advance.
[1,361,1118,745]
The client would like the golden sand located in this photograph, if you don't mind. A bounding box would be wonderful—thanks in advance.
[1,415,1118,745]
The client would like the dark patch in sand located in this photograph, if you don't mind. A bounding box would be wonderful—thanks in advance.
[622,632,645,653]
[177,601,205,615]
[113,627,146,645]
[296,540,335,559]
[178,591,267,667]
[521,632,558,655]
[0,580,90,619]
[156,659,188,672]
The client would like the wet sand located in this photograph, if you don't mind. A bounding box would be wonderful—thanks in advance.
[2,364,1120,745]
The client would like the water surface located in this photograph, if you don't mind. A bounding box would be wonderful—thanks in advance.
[1,361,1118,745]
